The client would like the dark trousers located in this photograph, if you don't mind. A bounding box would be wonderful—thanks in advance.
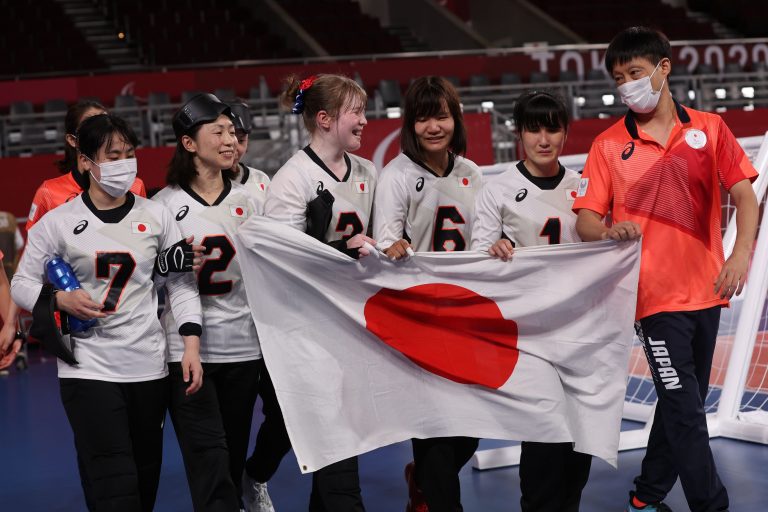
[412,436,479,512]
[59,377,168,512]
[519,441,592,512]
[169,360,260,512]
[634,307,729,512]
[245,360,365,511]
[309,457,366,512]
[245,359,292,483]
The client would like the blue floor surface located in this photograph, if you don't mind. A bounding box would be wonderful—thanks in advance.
[2,354,768,511]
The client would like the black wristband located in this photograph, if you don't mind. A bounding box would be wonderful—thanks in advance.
[328,239,361,259]
[179,322,202,336]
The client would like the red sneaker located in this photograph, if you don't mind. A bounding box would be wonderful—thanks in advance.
[404,461,429,512]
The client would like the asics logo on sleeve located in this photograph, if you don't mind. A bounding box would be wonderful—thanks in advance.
[176,205,190,221]
[416,177,425,192]
[316,182,324,193]
[73,220,88,235]
[515,189,528,202]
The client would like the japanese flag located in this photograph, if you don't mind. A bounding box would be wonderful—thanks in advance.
[230,206,246,218]
[235,217,639,473]
[131,221,152,234]
[458,176,472,188]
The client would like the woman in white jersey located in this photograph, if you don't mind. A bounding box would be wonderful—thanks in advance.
[11,113,203,511]
[227,100,271,203]
[241,73,375,512]
[154,93,265,511]
[373,75,482,512]
[471,91,592,512]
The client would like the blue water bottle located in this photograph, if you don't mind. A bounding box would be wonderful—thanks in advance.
[46,257,97,333]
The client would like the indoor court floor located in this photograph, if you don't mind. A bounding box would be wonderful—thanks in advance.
[2,351,767,511]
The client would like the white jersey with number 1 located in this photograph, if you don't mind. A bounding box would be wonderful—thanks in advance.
[471,161,581,251]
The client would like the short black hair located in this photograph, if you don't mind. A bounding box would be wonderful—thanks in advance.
[76,113,138,161]
[604,26,671,74]
[56,100,106,174]
[513,91,569,133]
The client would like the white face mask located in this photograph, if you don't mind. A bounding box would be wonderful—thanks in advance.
[89,157,138,198]
[617,61,666,114]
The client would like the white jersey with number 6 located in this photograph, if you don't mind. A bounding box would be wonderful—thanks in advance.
[374,152,482,252]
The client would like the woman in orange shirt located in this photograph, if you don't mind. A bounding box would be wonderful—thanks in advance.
[26,100,147,230]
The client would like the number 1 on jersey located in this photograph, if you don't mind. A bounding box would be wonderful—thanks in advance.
[540,217,562,245]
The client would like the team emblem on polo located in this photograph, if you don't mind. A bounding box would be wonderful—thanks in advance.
[685,129,707,149]
[577,178,589,197]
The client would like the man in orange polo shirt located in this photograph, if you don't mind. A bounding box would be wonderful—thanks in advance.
[574,27,758,512]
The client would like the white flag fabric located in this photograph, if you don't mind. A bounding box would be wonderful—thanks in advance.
[235,217,640,472]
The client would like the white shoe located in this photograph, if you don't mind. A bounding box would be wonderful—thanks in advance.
[242,472,275,512]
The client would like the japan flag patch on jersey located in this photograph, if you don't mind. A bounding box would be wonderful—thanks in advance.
[230,206,247,218]
[259,183,266,191]
[132,221,152,234]
[355,181,369,194]
[458,176,472,188]
[565,189,578,201]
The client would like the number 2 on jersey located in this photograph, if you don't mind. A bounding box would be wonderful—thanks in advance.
[96,252,136,312]
[335,212,364,240]
[198,235,236,295]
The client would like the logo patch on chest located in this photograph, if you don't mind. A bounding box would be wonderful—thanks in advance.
[355,181,369,193]
[685,129,707,149]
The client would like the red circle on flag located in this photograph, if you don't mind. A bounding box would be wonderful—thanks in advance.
[570,190,577,198]
[236,207,244,216]
[138,223,146,232]
[359,182,365,191]
[462,177,469,186]
[364,283,519,389]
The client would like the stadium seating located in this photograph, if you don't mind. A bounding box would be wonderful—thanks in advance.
[691,0,768,38]
[95,0,300,65]
[0,0,105,75]
[279,0,402,55]
[536,0,718,42]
